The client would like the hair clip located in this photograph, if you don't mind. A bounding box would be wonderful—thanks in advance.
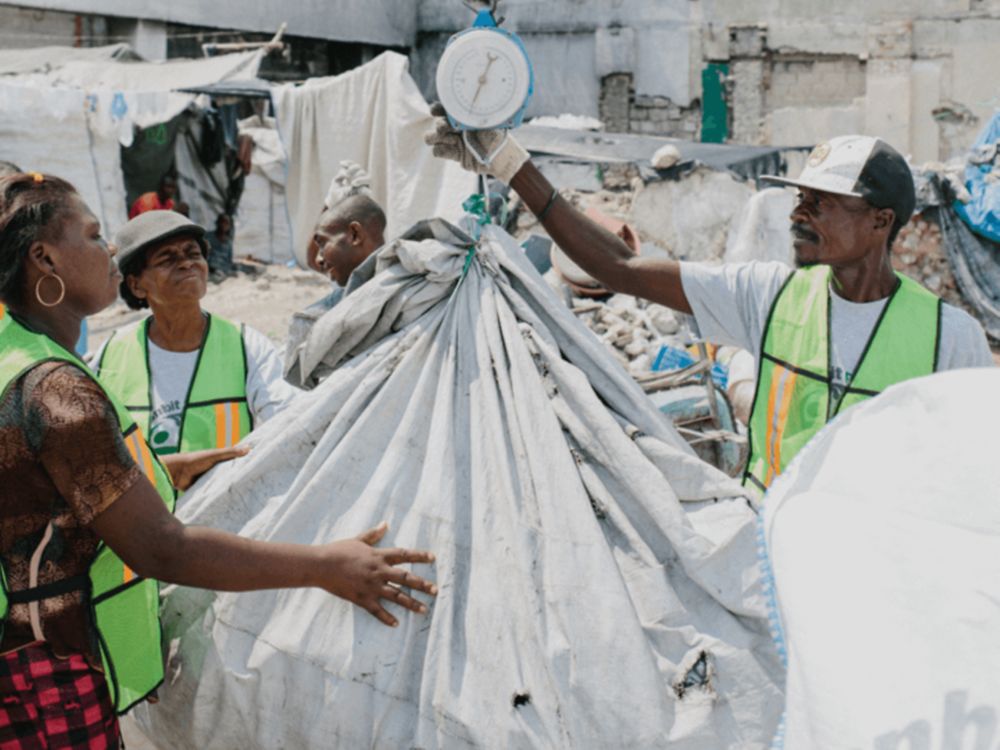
[30,172,44,183]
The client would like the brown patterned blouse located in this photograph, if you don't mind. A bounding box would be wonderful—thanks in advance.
[0,361,141,665]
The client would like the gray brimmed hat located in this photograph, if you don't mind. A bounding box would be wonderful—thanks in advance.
[761,135,916,225]
[114,210,208,270]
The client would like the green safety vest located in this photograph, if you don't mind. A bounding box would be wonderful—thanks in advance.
[0,314,177,714]
[96,314,252,454]
[744,265,940,496]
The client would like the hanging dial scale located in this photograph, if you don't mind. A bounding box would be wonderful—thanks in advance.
[436,0,534,163]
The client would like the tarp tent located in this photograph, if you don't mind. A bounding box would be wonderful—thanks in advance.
[272,52,476,266]
[0,47,263,237]
[1,48,474,266]
[132,221,783,749]
[954,110,1000,245]
[762,368,1000,749]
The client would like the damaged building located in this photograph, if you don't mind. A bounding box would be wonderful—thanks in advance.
[416,0,1000,161]
[2,0,998,159]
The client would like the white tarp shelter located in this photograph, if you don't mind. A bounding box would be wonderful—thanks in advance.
[132,221,783,749]
[0,46,262,237]
[0,48,473,266]
[272,52,476,266]
[232,115,293,265]
[763,368,1000,749]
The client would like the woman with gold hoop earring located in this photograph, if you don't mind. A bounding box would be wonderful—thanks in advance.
[0,172,436,748]
[34,272,65,307]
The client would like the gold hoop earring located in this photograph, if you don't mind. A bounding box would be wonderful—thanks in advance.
[35,274,66,308]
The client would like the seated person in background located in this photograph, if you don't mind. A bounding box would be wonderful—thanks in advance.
[174,200,191,217]
[95,211,299,489]
[286,162,386,380]
[206,212,235,276]
[129,172,177,219]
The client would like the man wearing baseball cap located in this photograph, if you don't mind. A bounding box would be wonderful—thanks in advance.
[425,121,993,497]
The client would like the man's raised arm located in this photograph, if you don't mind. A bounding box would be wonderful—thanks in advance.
[425,106,691,313]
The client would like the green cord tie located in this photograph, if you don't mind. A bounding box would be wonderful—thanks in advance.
[461,245,477,278]
[459,192,491,280]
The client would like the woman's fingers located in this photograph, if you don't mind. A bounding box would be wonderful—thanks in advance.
[380,585,427,615]
[383,566,437,596]
[365,600,398,628]
[382,548,436,566]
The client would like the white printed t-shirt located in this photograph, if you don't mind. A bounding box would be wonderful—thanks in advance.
[96,324,299,455]
[679,261,993,409]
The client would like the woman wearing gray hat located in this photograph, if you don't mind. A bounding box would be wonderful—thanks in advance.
[0,173,436,747]
[93,210,297,489]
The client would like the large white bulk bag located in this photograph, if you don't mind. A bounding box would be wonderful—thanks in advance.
[134,220,783,748]
[762,368,1000,750]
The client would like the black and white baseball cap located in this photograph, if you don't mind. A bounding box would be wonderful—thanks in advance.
[761,135,916,225]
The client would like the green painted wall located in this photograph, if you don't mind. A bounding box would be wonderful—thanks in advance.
[701,63,729,143]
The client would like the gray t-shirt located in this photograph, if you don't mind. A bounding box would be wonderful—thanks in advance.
[680,261,993,405]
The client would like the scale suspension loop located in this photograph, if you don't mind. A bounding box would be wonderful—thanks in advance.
[462,0,500,14]
[463,129,510,167]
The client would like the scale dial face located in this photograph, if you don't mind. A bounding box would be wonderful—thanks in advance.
[436,28,532,130]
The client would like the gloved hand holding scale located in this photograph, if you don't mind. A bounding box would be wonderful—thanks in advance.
[425,1,534,184]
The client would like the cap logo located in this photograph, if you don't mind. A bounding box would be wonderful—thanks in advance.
[807,143,831,167]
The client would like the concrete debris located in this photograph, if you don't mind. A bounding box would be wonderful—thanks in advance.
[890,213,968,313]
[630,167,755,262]
[528,113,604,131]
[651,143,682,169]
[569,294,685,377]
[918,159,971,204]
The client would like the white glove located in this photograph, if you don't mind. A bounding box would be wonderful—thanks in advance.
[424,103,529,184]
[324,160,373,209]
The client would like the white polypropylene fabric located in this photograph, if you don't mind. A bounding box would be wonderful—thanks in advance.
[763,369,1000,750]
[5,49,263,131]
[272,52,476,266]
[0,48,262,239]
[0,83,127,239]
[134,222,783,749]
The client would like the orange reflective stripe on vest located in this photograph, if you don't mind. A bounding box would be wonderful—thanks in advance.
[763,364,798,487]
[744,266,940,497]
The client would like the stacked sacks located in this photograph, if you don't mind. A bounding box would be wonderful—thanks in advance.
[134,220,783,749]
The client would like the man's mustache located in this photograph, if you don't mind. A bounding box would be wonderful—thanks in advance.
[790,223,819,243]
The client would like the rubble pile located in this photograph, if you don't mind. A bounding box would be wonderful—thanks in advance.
[569,294,684,376]
[890,213,968,312]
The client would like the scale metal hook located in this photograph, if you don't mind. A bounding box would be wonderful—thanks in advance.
[462,0,500,16]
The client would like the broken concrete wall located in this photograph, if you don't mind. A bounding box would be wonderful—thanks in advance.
[703,3,1000,160]
[0,5,105,49]
[630,167,755,262]
[413,0,697,134]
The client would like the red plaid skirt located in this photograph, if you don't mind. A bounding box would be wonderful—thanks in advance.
[0,643,120,749]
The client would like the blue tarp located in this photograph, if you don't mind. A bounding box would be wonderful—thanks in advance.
[954,110,1000,244]
[651,344,729,389]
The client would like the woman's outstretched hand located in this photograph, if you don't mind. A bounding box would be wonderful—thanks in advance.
[161,445,250,491]
[320,522,437,627]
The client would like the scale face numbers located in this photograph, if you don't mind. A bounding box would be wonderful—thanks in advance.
[436,29,532,130]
